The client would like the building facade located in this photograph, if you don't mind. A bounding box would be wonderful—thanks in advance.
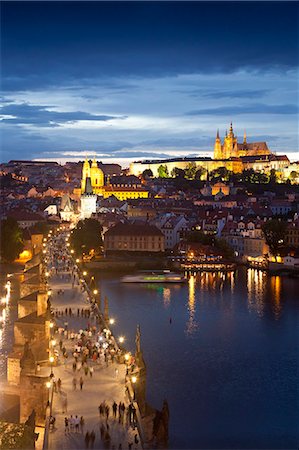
[104,222,165,254]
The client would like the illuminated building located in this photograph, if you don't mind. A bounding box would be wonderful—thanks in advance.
[80,158,149,200]
[80,177,97,219]
[104,223,165,254]
[129,123,290,177]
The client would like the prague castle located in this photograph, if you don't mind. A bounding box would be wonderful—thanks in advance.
[213,123,271,159]
[130,123,289,177]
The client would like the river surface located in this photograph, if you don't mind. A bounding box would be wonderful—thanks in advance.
[95,268,298,449]
[0,267,298,448]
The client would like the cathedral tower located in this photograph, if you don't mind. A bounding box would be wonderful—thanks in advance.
[223,122,238,158]
[213,129,222,159]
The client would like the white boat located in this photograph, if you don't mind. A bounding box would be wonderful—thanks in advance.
[121,271,186,283]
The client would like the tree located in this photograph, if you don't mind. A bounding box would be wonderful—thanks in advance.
[30,221,49,235]
[269,168,277,184]
[195,167,207,180]
[157,164,169,178]
[171,167,185,178]
[142,169,153,179]
[185,162,197,180]
[290,171,298,181]
[70,218,103,256]
[262,219,287,260]
[0,218,24,262]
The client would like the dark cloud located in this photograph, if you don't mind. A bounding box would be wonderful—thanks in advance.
[186,104,298,116]
[186,89,272,99]
[2,2,298,92]
[0,103,122,127]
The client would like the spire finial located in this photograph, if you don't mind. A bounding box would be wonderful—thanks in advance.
[243,129,247,144]
[216,129,220,139]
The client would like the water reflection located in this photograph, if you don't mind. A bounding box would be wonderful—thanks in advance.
[186,275,198,335]
[163,288,171,308]
[247,268,266,317]
[270,276,282,320]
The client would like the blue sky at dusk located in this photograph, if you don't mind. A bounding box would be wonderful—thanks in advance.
[1,1,298,166]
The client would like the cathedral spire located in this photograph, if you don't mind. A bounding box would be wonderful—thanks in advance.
[216,129,220,139]
[243,130,247,144]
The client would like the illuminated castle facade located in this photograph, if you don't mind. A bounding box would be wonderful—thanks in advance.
[214,123,271,159]
[130,123,289,177]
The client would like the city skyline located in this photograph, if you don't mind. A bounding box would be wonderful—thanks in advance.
[1,1,298,166]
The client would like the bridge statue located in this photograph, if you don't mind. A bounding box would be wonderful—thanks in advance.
[135,324,141,354]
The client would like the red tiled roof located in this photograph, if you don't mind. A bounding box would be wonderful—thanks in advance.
[105,222,163,237]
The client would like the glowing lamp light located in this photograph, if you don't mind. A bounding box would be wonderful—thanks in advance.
[109,318,115,325]
[46,381,51,389]
[76,259,80,263]
[49,322,54,329]
[43,250,46,254]
[93,289,98,295]
[83,271,87,276]
[70,249,74,254]
[1,297,8,305]
[49,356,54,364]
[43,243,46,247]
[47,290,52,296]
[131,376,137,384]
[43,238,47,242]
[119,336,124,344]
[66,243,70,247]
[124,353,130,361]
[45,272,49,277]
[51,339,56,347]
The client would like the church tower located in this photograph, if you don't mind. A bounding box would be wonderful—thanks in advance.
[80,177,97,219]
[213,129,222,159]
[81,158,91,194]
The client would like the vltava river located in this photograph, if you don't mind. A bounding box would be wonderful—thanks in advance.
[96,268,298,449]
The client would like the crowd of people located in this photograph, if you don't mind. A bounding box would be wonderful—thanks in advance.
[45,232,141,450]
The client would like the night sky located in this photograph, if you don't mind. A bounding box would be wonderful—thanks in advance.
[1,1,298,165]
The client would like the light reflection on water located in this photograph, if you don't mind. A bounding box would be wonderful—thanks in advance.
[96,267,298,449]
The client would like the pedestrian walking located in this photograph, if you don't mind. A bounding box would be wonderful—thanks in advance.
[75,415,80,433]
[80,416,85,434]
[70,415,74,432]
[89,366,94,378]
[90,430,96,448]
[105,404,110,421]
[57,378,62,392]
[85,431,90,449]
[72,377,77,390]
[112,401,117,419]
[80,376,84,390]
[64,417,69,434]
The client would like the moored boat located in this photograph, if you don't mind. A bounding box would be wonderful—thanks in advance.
[121,271,186,283]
